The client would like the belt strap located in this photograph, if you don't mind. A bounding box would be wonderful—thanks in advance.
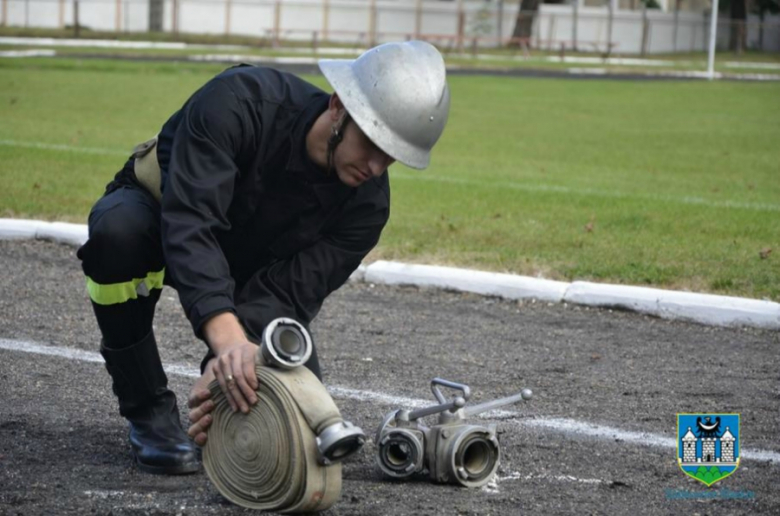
[203,365,343,512]
[132,136,162,202]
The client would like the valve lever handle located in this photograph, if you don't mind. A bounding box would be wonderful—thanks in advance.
[430,378,471,404]
[463,388,533,418]
[408,398,466,421]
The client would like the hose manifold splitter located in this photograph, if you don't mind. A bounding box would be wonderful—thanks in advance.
[375,378,532,488]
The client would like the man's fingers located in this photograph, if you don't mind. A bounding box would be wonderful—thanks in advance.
[187,389,212,410]
[212,361,237,412]
[231,354,254,413]
[188,400,214,422]
[194,433,208,447]
[187,414,212,439]
[243,348,259,391]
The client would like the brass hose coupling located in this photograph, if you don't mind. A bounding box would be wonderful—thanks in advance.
[375,378,532,488]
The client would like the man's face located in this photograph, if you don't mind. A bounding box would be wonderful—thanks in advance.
[331,112,395,188]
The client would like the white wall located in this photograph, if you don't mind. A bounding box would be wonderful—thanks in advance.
[5,0,780,54]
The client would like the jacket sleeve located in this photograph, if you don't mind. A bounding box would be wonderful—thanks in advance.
[234,195,389,338]
[161,78,251,338]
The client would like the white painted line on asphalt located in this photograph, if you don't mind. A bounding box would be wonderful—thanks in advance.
[523,416,675,448]
[1,338,106,364]
[521,417,780,464]
[83,490,127,499]
[483,471,605,494]
[2,338,778,465]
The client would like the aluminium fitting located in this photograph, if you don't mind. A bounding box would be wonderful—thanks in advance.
[375,378,532,488]
[260,318,313,369]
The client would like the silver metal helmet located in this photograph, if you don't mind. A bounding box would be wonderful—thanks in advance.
[318,40,450,170]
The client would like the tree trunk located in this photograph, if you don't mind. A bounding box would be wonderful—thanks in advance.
[729,0,747,53]
[149,0,164,32]
[510,0,540,46]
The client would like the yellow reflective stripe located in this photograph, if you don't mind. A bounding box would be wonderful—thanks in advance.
[86,268,165,306]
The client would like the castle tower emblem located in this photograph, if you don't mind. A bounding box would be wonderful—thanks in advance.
[677,414,740,487]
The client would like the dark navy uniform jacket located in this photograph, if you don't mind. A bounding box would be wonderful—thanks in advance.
[110,65,390,341]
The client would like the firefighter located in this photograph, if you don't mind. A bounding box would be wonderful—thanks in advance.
[77,40,450,474]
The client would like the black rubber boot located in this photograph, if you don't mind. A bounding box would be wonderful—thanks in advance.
[101,331,199,475]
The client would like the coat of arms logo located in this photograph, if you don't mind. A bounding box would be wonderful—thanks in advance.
[677,413,740,487]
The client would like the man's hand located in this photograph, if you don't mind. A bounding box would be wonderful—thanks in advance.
[188,359,216,447]
[201,312,260,414]
[211,340,259,414]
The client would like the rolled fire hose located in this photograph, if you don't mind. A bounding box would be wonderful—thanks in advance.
[202,325,352,512]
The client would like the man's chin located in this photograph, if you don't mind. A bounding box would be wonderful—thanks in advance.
[336,170,362,188]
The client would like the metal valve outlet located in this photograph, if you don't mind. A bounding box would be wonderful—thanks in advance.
[316,421,367,465]
[375,378,533,488]
[260,318,313,369]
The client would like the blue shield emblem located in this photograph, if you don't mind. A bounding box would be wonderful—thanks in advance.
[677,413,740,486]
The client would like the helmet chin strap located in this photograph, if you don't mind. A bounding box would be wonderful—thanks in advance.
[326,113,350,175]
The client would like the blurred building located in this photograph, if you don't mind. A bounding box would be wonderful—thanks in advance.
[1,0,778,53]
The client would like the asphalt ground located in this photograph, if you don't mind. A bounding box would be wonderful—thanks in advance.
[0,239,778,515]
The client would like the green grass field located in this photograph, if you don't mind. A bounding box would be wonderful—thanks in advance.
[1,56,778,300]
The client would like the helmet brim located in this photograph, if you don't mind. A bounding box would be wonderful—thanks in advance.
[318,59,430,170]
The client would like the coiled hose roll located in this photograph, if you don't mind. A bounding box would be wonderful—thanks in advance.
[203,364,344,512]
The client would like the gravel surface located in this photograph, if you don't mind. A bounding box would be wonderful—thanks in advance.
[1,239,777,515]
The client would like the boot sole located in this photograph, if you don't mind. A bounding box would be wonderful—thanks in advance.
[134,456,201,475]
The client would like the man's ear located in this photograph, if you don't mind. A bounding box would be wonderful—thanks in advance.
[328,93,346,122]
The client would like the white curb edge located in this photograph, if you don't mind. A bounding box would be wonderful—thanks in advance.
[2,218,778,330]
[364,260,569,303]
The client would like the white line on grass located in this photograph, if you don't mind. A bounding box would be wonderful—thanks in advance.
[0,139,129,157]
[1,138,776,212]
[391,171,780,213]
[0,37,189,50]
[2,338,778,464]
[189,54,320,65]
[724,61,780,71]
[0,49,57,58]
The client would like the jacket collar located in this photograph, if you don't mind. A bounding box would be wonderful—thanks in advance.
[286,94,330,178]
[287,93,354,208]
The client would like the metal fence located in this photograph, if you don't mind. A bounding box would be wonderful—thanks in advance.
[2,0,779,54]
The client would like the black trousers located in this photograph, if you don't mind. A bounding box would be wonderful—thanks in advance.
[77,185,321,379]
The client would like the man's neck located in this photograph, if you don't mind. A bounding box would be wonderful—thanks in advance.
[305,111,330,172]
